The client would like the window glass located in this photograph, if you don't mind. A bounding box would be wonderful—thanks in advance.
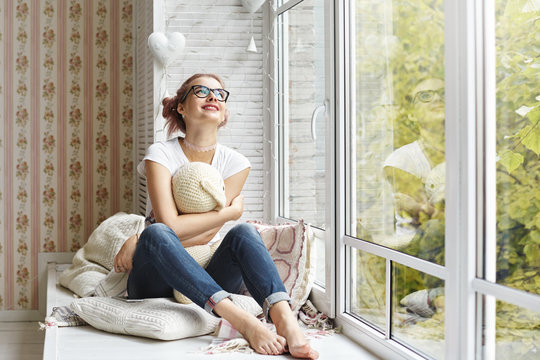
[493,0,539,295]
[350,248,385,331]
[482,295,540,359]
[278,0,327,229]
[350,0,445,266]
[311,228,326,287]
[392,263,445,359]
[490,297,540,359]
[277,0,327,286]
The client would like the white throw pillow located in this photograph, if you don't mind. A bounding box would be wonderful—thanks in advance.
[70,297,219,340]
[247,220,314,312]
[70,294,261,341]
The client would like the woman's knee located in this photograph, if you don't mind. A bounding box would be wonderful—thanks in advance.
[229,223,260,239]
[139,223,179,249]
[225,223,263,248]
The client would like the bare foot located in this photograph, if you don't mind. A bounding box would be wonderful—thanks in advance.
[213,298,286,355]
[271,302,319,359]
[278,322,319,359]
[242,316,287,355]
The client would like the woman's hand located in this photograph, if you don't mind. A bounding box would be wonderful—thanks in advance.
[227,194,244,221]
[113,233,138,273]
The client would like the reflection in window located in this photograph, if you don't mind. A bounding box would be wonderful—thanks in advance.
[393,263,445,359]
[483,296,540,359]
[350,248,385,331]
[350,0,445,266]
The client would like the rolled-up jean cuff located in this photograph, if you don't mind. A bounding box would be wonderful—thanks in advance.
[263,292,291,323]
[204,290,232,317]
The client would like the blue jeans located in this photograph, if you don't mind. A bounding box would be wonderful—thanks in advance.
[127,222,290,320]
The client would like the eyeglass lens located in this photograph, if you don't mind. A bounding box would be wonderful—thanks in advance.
[193,85,229,102]
[414,88,444,103]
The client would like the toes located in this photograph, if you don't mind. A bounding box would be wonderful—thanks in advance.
[268,343,280,355]
[257,345,269,355]
[277,334,287,347]
[274,339,287,354]
[276,335,287,352]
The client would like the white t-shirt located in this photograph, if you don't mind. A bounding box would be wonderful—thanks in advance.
[136,137,251,243]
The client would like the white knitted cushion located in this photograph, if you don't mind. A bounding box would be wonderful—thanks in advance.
[172,162,226,214]
[70,297,219,340]
[70,294,261,340]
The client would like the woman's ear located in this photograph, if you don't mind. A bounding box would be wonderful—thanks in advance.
[177,103,184,116]
[218,109,230,128]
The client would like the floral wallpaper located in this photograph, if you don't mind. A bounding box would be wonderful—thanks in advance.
[0,0,134,311]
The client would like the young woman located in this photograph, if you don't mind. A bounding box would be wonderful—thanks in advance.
[114,73,318,359]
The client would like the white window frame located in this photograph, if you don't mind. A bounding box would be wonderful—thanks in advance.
[337,1,454,357]
[266,0,337,317]
[266,0,540,358]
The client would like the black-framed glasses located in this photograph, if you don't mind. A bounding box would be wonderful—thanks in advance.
[413,88,445,104]
[180,85,230,103]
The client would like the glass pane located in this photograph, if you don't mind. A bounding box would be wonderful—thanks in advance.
[350,248,386,331]
[496,300,540,359]
[493,1,540,294]
[278,0,327,229]
[392,263,445,359]
[349,0,445,266]
[482,296,540,359]
[311,227,326,287]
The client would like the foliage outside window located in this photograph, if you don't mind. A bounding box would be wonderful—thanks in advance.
[352,0,446,357]
[492,1,539,357]
[352,0,538,358]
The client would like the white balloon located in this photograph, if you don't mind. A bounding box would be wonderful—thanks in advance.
[147,32,186,67]
[241,0,266,14]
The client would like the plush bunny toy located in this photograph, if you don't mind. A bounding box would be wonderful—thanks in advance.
[171,162,226,304]
[172,162,226,214]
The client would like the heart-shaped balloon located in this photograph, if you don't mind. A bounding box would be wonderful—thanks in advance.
[148,32,186,67]
[241,0,266,14]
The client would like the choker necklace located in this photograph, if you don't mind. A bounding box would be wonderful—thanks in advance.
[182,138,217,152]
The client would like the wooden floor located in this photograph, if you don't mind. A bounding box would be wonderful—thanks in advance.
[0,321,45,360]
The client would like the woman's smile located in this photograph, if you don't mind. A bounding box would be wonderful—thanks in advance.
[202,104,219,111]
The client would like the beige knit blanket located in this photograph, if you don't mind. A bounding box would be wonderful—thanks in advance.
[59,212,146,297]
[59,211,222,301]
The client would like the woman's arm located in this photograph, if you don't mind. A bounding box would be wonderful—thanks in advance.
[224,167,250,206]
[180,166,250,246]
[146,159,250,243]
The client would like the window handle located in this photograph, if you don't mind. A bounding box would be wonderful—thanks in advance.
[311,103,326,141]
